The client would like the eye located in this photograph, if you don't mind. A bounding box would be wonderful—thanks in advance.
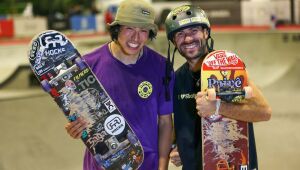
[192,28,199,34]
[141,29,148,33]
[175,32,184,38]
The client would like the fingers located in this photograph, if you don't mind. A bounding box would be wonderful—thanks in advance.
[196,91,206,99]
[169,148,182,167]
[65,117,88,139]
[197,110,212,118]
[195,91,216,118]
[195,91,207,116]
[195,91,205,111]
[171,157,182,167]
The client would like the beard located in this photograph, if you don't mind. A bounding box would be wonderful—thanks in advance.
[178,39,208,63]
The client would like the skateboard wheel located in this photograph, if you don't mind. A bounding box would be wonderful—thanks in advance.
[41,80,52,92]
[243,86,253,99]
[75,57,86,70]
[207,88,216,100]
[127,131,138,144]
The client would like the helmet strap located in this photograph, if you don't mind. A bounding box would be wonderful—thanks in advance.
[207,36,214,53]
[164,41,177,101]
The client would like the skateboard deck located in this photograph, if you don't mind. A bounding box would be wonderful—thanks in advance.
[28,30,144,170]
[201,50,251,170]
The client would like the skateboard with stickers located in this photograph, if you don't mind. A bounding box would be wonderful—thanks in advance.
[200,50,253,170]
[28,30,143,170]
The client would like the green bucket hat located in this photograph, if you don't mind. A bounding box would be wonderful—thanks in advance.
[109,0,158,36]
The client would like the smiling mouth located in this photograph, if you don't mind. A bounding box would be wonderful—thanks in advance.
[183,42,199,49]
[128,42,139,49]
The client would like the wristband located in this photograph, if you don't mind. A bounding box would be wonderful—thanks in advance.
[215,99,221,115]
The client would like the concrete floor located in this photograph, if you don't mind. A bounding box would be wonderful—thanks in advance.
[0,93,84,170]
[1,88,299,170]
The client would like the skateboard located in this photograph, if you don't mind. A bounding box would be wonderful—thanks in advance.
[200,50,252,170]
[28,30,144,170]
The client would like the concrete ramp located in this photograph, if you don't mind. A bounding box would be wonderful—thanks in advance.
[0,33,108,91]
[211,31,300,88]
[264,58,300,91]
[0,65,32,89]
[153,30,300,89]
[0,44,29,87]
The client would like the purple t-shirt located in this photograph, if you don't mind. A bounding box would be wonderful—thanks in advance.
[82,43,173,170]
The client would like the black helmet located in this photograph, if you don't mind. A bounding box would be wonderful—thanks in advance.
[165,5,210,41]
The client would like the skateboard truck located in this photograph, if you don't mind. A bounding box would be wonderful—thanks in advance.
[207,87,253,103]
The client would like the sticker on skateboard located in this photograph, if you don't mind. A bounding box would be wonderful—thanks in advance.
[201,50,253,170]
[28,30,144,170]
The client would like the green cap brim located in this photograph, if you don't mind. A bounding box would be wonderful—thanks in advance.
[109,21,158,36]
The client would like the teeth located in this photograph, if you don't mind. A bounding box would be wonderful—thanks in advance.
[128,42,138,48]
[184,42,197,49]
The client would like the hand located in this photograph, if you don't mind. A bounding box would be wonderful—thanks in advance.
[169,146,182,167]
[65,117,88,139]
[195,91,217,118]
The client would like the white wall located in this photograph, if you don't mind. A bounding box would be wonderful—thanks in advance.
[241,0,290,26]
[296,0,300,24]
[96,0,151,13]
[95,13,105,32]
[14,17,47,37]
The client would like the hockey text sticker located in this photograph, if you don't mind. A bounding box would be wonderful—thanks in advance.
[39,31,69,58]
[42,32,68,49]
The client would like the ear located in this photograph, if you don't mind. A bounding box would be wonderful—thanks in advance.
[204,29,209,39]
[172,37,177,47]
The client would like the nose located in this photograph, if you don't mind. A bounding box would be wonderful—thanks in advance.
[184,33,193,43]
[131,29,140,41]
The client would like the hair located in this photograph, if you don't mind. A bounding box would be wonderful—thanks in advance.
[108,25,156,41]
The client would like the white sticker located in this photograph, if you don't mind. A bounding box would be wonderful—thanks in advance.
[104,99,116,113]
[104,114,126,136]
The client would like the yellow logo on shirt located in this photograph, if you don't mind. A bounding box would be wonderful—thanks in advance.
[138,81,153,99]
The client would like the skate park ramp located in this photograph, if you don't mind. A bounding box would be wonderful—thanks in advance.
[0,34,104,100]
[0,43,30,89]
[0,29,300,170]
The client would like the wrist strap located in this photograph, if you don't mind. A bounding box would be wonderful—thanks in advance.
[215,99,221,115]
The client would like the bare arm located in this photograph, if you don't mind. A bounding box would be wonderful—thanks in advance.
[158,114,173,170]
[196,81,272,122]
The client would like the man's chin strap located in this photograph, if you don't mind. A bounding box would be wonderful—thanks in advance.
[164,41,177,101]
[163,35,213,101]
[207,36,214,53]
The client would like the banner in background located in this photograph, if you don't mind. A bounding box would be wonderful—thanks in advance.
[0,18,14,38]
